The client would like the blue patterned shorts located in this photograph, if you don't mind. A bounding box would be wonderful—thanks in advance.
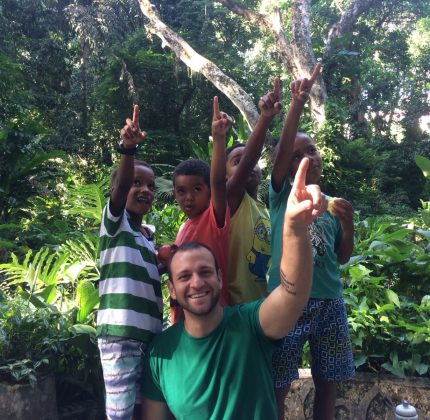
[272,297,355,388]
[98,337,146,420]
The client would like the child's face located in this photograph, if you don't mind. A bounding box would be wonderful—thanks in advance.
[125,165,156,217]
[226,146,262,189]
[173,175,210,219]
[289,134,322,185]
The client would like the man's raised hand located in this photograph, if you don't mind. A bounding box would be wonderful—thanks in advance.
[259,77,282,118]
[212,96,233,138]
[285,157,326,230]
[120,104,147,148]
[290,63,321,104]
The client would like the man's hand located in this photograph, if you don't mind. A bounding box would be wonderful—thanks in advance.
[285,157,327,231]
[290,63,321,104]
[258,77,282,119]
[120,104,147,148]
[212,96,233,139]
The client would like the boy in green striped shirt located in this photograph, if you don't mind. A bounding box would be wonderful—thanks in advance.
[97,105,162,420]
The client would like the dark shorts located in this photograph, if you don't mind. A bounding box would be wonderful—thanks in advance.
[272,297,355,388]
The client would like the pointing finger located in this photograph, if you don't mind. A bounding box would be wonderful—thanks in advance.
[309,63,321,84]
[291,157,309,193]
[213,96,221,120]
[132,104,139,128]
[273,77,281,101]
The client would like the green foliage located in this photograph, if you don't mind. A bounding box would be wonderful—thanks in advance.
[343,215,430,378]
[415,155,430,227]
[145,204,186,244]
[65,179,109,227]
[0,295,99,386]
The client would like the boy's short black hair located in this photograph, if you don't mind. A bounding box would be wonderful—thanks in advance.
[173,159,210,188]
[226,142,245,158]
[271,132,315,163]
[110,159,152,189]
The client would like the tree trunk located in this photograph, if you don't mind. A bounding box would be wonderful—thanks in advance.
[215,0,327,127]
[291,0,326,126]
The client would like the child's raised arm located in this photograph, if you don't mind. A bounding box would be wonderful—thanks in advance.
[271,64,321,192]
[110,104,146,216]
[227,77,282,214]
[211,96,232,228]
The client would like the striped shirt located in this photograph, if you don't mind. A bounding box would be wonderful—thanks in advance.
[96,202,162,343]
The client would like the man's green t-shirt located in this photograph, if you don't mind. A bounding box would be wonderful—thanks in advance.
[142,299,277,420]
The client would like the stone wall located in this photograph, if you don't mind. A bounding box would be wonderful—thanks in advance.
[0,375,58,420]
[284,370,430,420]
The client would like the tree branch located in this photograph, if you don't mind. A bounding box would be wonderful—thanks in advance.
[114,55,139,104]
[325,0,384,48]
[138,0,259,128]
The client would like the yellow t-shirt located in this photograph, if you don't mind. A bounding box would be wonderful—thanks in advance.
[228,193,271,304]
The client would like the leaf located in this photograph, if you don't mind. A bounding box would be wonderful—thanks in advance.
[67,180,108,223]
[415,363,429,375]
[354,354,367,368]
[421,209,430,227]
[358,297,369,312]
[348,265,371,282]
[386,289,401,308]
[381,362,406,379]
[75,280,99,322]
[415,155,430,178]
[70,324,97,338]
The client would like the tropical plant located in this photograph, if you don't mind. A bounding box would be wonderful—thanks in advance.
[343,215,430,378]
[0,295,101,387]
[415,155,430,227]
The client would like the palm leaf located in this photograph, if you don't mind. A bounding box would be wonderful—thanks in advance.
[67,179,109,224]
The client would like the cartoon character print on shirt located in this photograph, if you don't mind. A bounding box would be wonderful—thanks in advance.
[308,219,327,267]
[247,216,271,282]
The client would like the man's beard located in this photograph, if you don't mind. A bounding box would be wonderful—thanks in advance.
[177,288,221,317]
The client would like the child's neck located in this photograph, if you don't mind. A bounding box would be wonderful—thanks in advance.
[129,214,144,229]
[246,186,259,201]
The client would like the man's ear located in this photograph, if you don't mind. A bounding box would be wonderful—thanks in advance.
[172,188,177,201]
[167,280,177,300]
[217,269,222,285]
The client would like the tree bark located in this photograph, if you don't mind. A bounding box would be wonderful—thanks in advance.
[138,0,260,129]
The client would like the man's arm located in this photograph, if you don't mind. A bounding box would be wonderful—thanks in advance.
[227,78,282,214]
[110,104,146,216]
[271,64,321,192]
[259,157,326,340]
[210,96,231,228]
[142,398,174,420]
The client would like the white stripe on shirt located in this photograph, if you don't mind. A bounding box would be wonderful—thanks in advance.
[97,309,162,334]
[99,278,163,312]
[100,246,159,280]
